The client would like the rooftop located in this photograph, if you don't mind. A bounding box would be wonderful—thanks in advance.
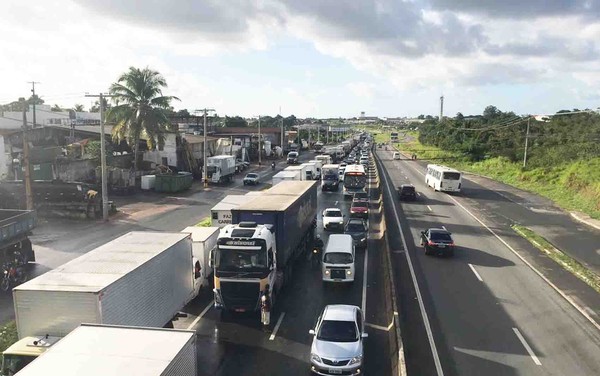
[323,304,358,321]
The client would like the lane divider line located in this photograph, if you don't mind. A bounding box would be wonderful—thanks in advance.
[366,321,394,332]
[269,312,286,340]
[186,300,214,330]
[468,263,484,282]
[446,194,600,331]
[512,327,542,366]
[379,157,445,376]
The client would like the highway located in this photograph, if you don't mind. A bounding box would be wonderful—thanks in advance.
[375,147,600,375]
[175,153,396,375]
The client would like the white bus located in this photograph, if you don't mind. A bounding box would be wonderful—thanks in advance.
[343,164,367,198]
[425,164,462,192]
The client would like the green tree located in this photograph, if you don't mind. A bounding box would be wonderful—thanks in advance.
[73,104,85,112]
[224,116,248,127]
[90,98,109,113]
[106,66,179,174]
[51,104,63,112]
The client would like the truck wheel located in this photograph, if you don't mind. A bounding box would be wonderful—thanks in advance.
[0,278,9,292]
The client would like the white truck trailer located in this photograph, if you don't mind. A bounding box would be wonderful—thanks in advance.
[3,232,201,373]
[285,165,309,180]
[309,160,323,179]
[210,195,260,227]
[181,226,220,289]
[301,162,318,180]
[272,170,301,185]
[206,155,236,183]
[12,324,197,376]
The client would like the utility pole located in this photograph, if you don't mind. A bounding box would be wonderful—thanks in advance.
[196,108,215,187]
[28,81,40,128]
[439,95,444,122]
[279,106,284,153]
[258,115,262,166]
[85,93,114,221]
[523,117,531,168]
[22,104,33,210]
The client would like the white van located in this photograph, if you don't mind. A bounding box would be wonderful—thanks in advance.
[393,152,401,160]
[322,234,355,283]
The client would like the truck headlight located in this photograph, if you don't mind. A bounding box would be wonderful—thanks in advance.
[349,355,362,365]
[347,270,352,275]
[360,237,366,242]
[325,270,330,275]
[311,353,322,363]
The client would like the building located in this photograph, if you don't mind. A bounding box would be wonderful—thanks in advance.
[0,105,101,130]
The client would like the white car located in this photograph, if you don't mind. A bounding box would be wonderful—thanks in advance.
[309,305,367,375]
[322,208,344,232]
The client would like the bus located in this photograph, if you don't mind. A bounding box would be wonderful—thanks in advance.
[343,164,367,198]
[390,132,399,142]
[425,164,462,192]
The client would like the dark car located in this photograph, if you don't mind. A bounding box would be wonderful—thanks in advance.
[420,228,455,256]
[344,218,368,248]
[353,191,369,203]
[350,201,369,218]
[398,184,417,200]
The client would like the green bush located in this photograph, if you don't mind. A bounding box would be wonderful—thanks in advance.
[0,321,18,352]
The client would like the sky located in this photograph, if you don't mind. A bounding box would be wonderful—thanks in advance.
[1,0,600,118]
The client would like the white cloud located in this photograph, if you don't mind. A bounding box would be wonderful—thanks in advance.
[346,82,376,99]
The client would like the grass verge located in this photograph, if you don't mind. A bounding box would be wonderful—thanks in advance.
[394,136,600,219]
[512,224,600,293]
[0,321,18,352]
[195,217,212,227]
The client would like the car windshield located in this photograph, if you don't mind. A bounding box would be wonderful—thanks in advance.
[318,320,358,342]
[324,210,342,217]
[346,222,366,232]
[401,186,415,193]
[442,172,461,180]
[354,192,368,199]
[430,232,453,242]
[246,174,258,178]
[324,252,353,264]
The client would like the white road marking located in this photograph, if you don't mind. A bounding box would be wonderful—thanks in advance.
[380,159,445,376]
[468,264,484,282]
[446,194,600,331]
[427,205,433,211]
[186,300,214,330]
[513,328,542,365]
[335,200,338,206]
[269,312,286,340]
[362,245,369,316]
[366,320,394,331]
[531,240,541,247]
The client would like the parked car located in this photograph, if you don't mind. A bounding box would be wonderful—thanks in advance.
[420,228,455,256]
[243,173,260,185]
[349,201,368,219]
[352,191,369,203]
[397,184,416,200]
[309,305,367,376]
[322,208,345,231]
[344,218,368,249]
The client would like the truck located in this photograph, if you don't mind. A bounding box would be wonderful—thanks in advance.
[2,232,201,373]
[315,154,332,166]
[301,162,318,180]
[206,155,236,183]
[341,141,351,154]
[272,170,301,186]
[9,324,197,376]
[210,195,261,227]
[285,165,309,180]
[212,181,317,315]
[0,210,36,265]
[181,226,220,289]
[321,164,340,191]
[308,160,322,179]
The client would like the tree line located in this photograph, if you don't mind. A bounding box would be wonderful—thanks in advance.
[416,106,600,168]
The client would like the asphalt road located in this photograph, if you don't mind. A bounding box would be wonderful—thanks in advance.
[174,153,394,375]
[376,147,600,375]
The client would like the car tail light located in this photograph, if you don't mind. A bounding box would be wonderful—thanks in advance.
[428,241,435,246]
[449,242,455,247]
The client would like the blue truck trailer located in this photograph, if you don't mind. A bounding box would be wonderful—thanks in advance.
[212,181,317,314]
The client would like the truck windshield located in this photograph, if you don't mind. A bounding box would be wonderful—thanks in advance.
[217,248,267,271]
[1,354,36,375]
[344,174,366,188]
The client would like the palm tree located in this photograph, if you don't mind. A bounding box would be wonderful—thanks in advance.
[73,104,85,112]
[106,66,179,175]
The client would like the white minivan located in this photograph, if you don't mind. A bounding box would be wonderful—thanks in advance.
[393,152,401,160]
[322,234,355,283]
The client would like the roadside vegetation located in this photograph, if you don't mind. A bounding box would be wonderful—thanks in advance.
[512,225,600,293]
[0,321,18,352]
[196,217,212,227]
[379,107,600,219]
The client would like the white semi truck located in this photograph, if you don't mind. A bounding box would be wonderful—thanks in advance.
[2,232,201,374]
[12,324,197,376]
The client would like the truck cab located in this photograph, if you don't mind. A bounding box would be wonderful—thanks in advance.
[212,222,277,313]
[1,335,61,375]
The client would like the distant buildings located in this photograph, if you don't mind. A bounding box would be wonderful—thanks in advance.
[0,104,100,130]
